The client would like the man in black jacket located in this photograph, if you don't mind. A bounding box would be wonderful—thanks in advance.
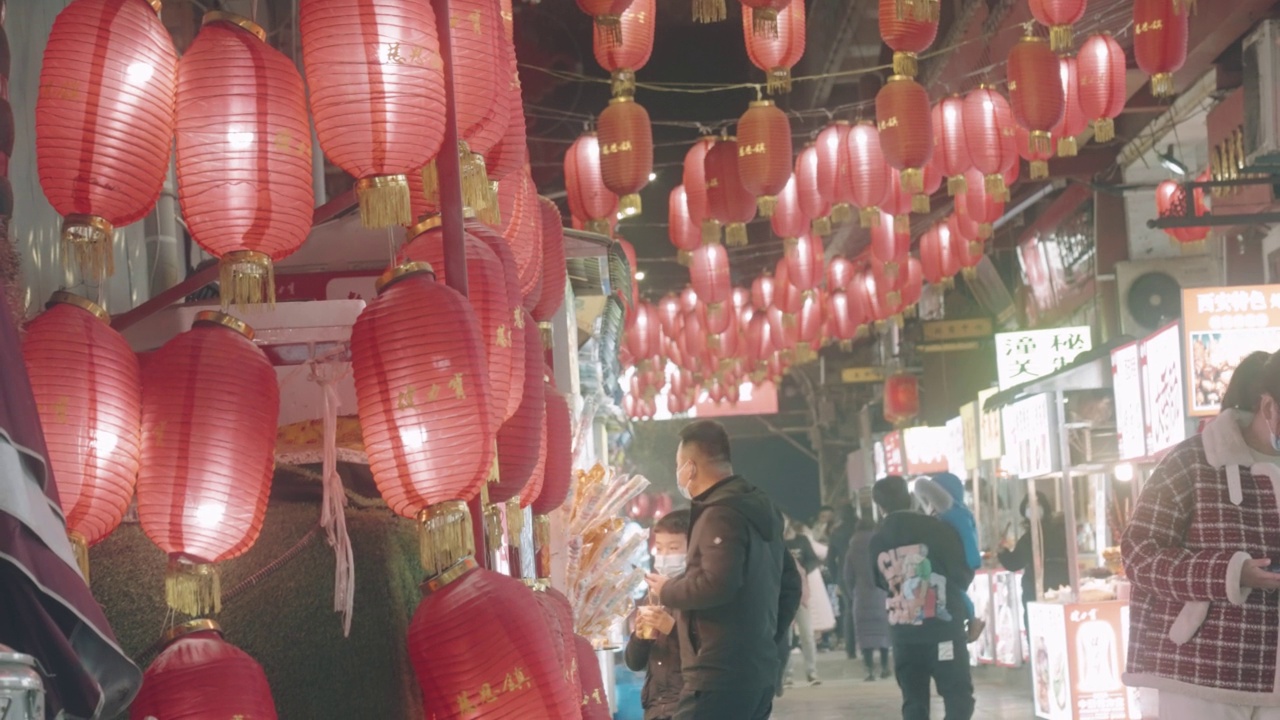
[645,420,803,720]
[871,476,975,720]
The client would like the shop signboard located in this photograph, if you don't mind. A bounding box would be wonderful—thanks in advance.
[1140,321,1186,455]
[1183,284,1280,417]
[994,326,1093,390]
[945,417,966,476]
[882,431,905,476]
[1029,602,1070,720]
[1064,602,1131,720]
[903,426,949,475]
[960,402,980,471]
[979,388,1003,461]
[1002,393,1060,478]
[874,440,887,480]
[1110,341,1146,461]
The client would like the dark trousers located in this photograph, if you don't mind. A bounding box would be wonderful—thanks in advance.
[674,686,774,720]
[894,639,975,720]
[841,594,857,658]
[863,647,890,675]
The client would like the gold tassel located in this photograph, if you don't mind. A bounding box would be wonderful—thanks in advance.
[219,251,274,310]
[693,0,726,22]
[924,0,940,21]
[539,321,554,349]
[783,237,799,251]
[885,261,900,278]
[418,501,474,578]
[831,203,853,225]
[61,214,115,281]
[1058,136,1078,157]
[984,173,1006,202]
[165,558,222,616]
[611,69,637,98]
[483,502,504,567]
[488,440,501,484]
[969,240,983,256]
[752,8,779,37]
[505,497,525,552]
[533,514,553,581]
[912,193,930,214]
[767,68,792,95]
[1031,131,1052,156]
[900,168,923,194]
[356,174,412,229]
[894,215,910,233]
[782,313,796,329]
[979,222,993,239]
[1050,24,1073,53]
[1151,73,1175,99]
[1179,239,1206,255]
[461,149,493,221]
[725,223,748,247]
[677,250,692,266]
[619,193,642,217]
[812,216,832,236]
[895,0,909,20]
[595,15,623,45]
[702,219,722,245]
[421,161,439,208]
[1093,117,1115,143]
[1030,160,1049,180]
[69,531,90,584]
[860,207,877,228]
[893,52,918,79]
[586,219,612,235]
[794,343,814,364]
[947,174,967,196]
[757,195,777,217]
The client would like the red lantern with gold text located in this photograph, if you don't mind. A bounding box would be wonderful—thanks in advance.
[575,634,612,718]
[796,143,834,236]
[785,232,823,292]
[690,243,733,306]
[933,96,971,196]
[876,75,933,194]
[529,585,577,719]
[704,137,757,246]
[1008,32,1065,162]
[846,122,892,227]
[579,0,635,46]
[37,0,178,279]
[534,198,569,328]
[1030,0,1087,52]
[139,312,278,616]
[883,372,919,427]
[684,137,720,242]
[1053,56,1087,157]
[177,13,314,309]
[566,134,620,235]
[493,313,545,504]
[827,255,856,291]
[24,293,140,579]
[963,87,1017,203]
[301,0,444,228]
[737,100,793,217]
[1077,33,1126,143]
[771,174,808,243]
[744,2,805,94]
[669,185,702,263]
[1133,0,1188,99]
[593,0,655,96]
[130,620,276,720]
[534,386,574,517]
[598,96,653,217]
[879,0,938,77]
[767,306,799,353]
[468,217,529,421]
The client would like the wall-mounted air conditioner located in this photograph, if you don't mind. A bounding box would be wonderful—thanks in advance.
[1243,19,1280,169]
[1115,256,1222,337]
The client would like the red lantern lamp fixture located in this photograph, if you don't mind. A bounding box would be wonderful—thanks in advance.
[684,137,721,243]
[752,273,777,312]
[879,0,938,78]
[963,86,1018,203]
[130,620,276,720]
[495,171,545,312]
[578,0,635,46]
[784,232,823,292]
[1017,125,1055,180]
[846,122,893,227]
[593,0,655,96]
[533,197,569,337]
[37,0,178,280]
[1155,178,1209,249]
[770,174,808,243]
[933,96,971,196]
[870,209,911,276]
[919,222,952,287]
[598,95,654,217]
[669,185,702,264]
[566,133,620,235]
[490,314,545,544]
[737,100,794,217]
[704,136,758,246]
[690,242,733,306]
[1053,56,1087,157]
[877,76,934,195]
[744,1,806,94]
[1077,33,1126,143]
[1007,30,1065,161]
[883,372,920,427]
[24,293,141,582]
[301,0,445,228]
[138,312,278,616]
[796,143,834,236]
[959,167,1004,239]
[816,121,856,224]
[1030,0,1088,53]
[1133,0,1189,99]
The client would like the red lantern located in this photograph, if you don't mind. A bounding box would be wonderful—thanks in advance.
[593,0,655,96]
[625,302,661,360]
[533,197,569,325]
[963,87,1018,203]
[878,0,938,78]
[410,564,580,718]
[901,256,925,310]
[933,96,971,196]
[36,0,178,279]
[796,289,825,349]
[949,207,982,248]
[24,294,140,576]
[468,217,529,421]
[1134,0,1188,99]
[938,219,963,280]
[176,14,314,309]
[870,209,911,271]
[658,293,684,337]
[827,255,856,291]
[139,312,278,616]
[737,100,794,217]
[598,96,654,216]
[785,233,823,292]
[1030,0,1087,52]
[771,174,808,241]
[815,122,855,223]
[959,167,1005,239]
[517,383,549,512]
[702,297,737,335]
[530,587,578,717]
[486,24,528,184]
[915,151,945,213]
[796,143,834,236]
[493,313,545,503]
[496,170,545,311]
[669,185,703,261]
[740,0,792,35]
[704,137,758,246]
[447,0,508,201]
[533,385,574,515]
[1155,179,1209,246]
[767,305,799,352]
[883,169,915,232]
[575,635,612,718]
[1017,125,1055,180]
[301,0,445,228]
[846,122,893,227]
[690,243,733,306]
[744,2,806,94]
[1008,32,1065,160]
[578,0,635,46]
[130,620,276,720]
[1053,56,1088,157]
[1077,33,1126,143]
[876,76,933,195]
[919,222,951,286]
[752,274,777,312]
[746,311,774,369]
[826,290,862,341]
[883,372,919,426]
[684,137,721,243]
[566,133,619,235]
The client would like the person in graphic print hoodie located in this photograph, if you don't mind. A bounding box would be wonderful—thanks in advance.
[870,476,975,720]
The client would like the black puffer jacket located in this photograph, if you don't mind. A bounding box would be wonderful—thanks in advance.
[659,476,802,692]
[625,628,682,720]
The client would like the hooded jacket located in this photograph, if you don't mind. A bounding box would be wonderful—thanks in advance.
[660,475,802,691]
[870,510,974,645]
[916,473,982,570]
[625,626,682,719]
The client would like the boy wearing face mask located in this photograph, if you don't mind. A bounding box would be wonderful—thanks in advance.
[627,510,690,720]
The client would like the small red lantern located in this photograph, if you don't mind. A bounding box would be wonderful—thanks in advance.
[139,312,279,616]
[915,151,945,213]
[37,0,178,279]
[796,143,834,236]
[690,243,733,306]
[517,375,550,510]
[1017,125,1055,180]
[593,0,655,96]
[533,197,569,327]
[566,133,620,235]
[752,274,777,311]
[1008,32,1065,160]
[878,0,938,78]
[845,122,892,227]
[1030,0,1087,52]
[576,635,612,718]
[767,305,799,352]
[933,96,971,196]
[1077,33,1126,143]
[901,256,925,310]
[963,87,1018,203]
[870,209,911,273]
[669,185,703,262]
[25,294,141,579]
[704,137,758,246]
[959,167,1004,239]
[534,386,575,515]
[770,174,808,241]
[497,170,545,312]
[1133,0,1188,99]
[130,620,276,720]
[919,222,951,286]
[684,137,721,243]
[744,1,806,93]
[883,372,920,427]
[816,122,856,223]
[827,290,862,342]
[785,232,823,292]
[301,0,445,228]
[737,100,794,217]
[578,0,635,46]
[658,293,683,338]
[1053,56,1088,157]
[876,75,933,194]
[827,255,857,291]
[493,313,546,503]
[598,96,653,217]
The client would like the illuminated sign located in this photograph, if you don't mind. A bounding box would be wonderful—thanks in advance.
[903,426,950,475]
[1001,393,1059,478]
[874,441,887,481]
[945,417,967,476]
[882,431,905,476]
[1110,341,1146,461]
[1141,321,1186,454]
[1182,285,1280,417]
[994,326,1093,390]
[960,402,981,470]
[979,388,1003,461]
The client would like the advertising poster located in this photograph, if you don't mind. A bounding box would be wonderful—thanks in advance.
[995,326,1093,390]
[1183,285,1280,417]
[969,571,996,665]
[1065,602,1129,720]
[1029,602,1070,720]
[1110,341,1146,461]
[1140,321,1187,455]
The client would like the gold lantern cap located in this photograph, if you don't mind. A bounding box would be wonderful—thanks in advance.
[609,95,636,106]
[377,261,436,294]
[162,618,222,647]
[47,291,109,323]
[201,11,266,41]
[408,215,443,239]
[194,310,254,341]
[749,99,775,108]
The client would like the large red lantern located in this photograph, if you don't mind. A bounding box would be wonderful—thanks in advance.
[138,312,278,616]
[669,185,702,262]
[533,386,574,516]
[796,143,834,236]
[130,620,276,720]
[1077,33,1126,143]
[690,243,733,305]
[496,171,545,312]
[684,137,721,243]
[593,0,655,96]
[533,197,569,327]
[468,217,529,420]
[444,0,508,209]
[704,137,758,246]
[1008,32,1065,159]
[883,372,919,426]
[771,174,807,241]
[578,0,635,45]
[878,0,938,78]
[24,294,141,579]
[845,122,892,227]
[816,122,856,223]
[486,22,528,184]
[1030,0,1087,53]
[963,86,1018,203]
[737,100,794,217]
[37,0,178,279]
[744,2,806,93]
[877,75,933,194]
[1134,0,1188,99]
[493,314,545,503]
[598,96,654,217]
[301,0,444,228]
[933,96,971,196]
[177,13,313,309]
[566,133,620,234]
[785,232,823,292]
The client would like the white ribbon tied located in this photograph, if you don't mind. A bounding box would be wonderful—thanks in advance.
[311,360,355,637]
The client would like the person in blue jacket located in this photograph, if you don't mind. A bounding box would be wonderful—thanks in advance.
[915,472,985,643]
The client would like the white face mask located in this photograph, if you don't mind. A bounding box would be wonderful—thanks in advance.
[653,553,687,578]
[676,461,694,501]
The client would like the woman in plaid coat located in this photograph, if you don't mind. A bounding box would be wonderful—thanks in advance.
[1122,352,1280,719]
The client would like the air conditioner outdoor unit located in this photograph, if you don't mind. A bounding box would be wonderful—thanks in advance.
[1243,19,1280,169]
[1115,256,1222,337]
